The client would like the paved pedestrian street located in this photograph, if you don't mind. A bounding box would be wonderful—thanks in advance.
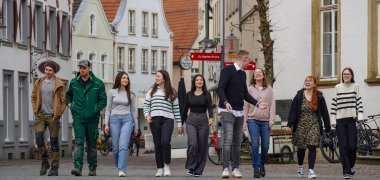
[0,151,379,180]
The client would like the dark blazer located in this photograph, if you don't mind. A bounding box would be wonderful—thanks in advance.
[287,89,331,134]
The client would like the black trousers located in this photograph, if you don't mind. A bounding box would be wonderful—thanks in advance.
[336,118,357,175]
[185,112,209,175]
[150,116,174,168]
[297,145,317,169]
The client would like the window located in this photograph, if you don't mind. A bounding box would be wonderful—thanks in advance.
[191,68,199,80]
[142,49,148,72]
[151,13,158,36]
[89,52,96,61]
[3,0,13,42]
[128,48,135,72]
[129,10,135,34]
[77,51,84,60]
[142,12,149,35]
[311,0,340,87]
[101,54,106,80]
[18,74,28,141]
[20,0,29,45]
[49,8,57,52]
[61,14,70,56]
[366,0,380,85]
[117,47,125,71]
[3,71,14,142]
[161,51,167,70]
[35,3,44,48]
[321,0,338,78]
[151,50,158,73]
[90,14,96,35]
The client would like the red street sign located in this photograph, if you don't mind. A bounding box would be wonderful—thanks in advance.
[190,52,221,61]
[224,62,256,71]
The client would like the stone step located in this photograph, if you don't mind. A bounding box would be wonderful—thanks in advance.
[372,147,380,156]
[356,156,380,165]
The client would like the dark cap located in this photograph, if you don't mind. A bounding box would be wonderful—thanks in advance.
[78,59,91,68]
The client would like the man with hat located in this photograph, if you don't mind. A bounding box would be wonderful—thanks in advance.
[31,60,66,176]
[66,59,107,176]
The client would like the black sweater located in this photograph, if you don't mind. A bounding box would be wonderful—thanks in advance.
[181,91,213,124]
[217,65,259,111]
[287,89,331,134]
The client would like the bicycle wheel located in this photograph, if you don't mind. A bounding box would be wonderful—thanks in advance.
[280,145,293,163]
[320,131,341,163]
[370,133,380,147]
[208,140,221,165]
[357,135,372,156]
[99,138,112,156]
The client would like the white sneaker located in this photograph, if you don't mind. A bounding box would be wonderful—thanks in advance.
[222,168,230,178]
[155,168,163,177]
[118,171,126,177]
[297,166,304,177]
[163,164,171,176]
[231,168,242,178]
[308,169,316,179]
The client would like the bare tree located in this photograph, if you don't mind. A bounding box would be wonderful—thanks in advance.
[255,0,274,85]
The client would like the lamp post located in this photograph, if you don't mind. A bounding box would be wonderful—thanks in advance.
[0,14,6,45]
[199,37,212,75]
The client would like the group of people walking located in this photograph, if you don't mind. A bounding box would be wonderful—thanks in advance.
[31,50,363,179]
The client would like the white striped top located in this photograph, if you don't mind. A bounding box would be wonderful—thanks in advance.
[331,83,364,125]
[143,88,182,127]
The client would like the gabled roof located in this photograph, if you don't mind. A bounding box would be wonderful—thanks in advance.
[163,0,198,62]
[101,0,121,23]
[72,0,82,17]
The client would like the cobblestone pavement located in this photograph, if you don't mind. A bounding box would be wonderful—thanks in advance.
[0,151,379,180]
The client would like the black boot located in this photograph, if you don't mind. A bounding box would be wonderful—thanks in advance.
[71,168,82,176]
[260,165,266,177]
[254,170,261,178]
[48,167,58,176]
[40,160,50,176]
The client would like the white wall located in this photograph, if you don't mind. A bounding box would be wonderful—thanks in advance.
[270,0,380,118]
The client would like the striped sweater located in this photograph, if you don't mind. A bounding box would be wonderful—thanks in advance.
[331,83,364,125]
[143,88,182,127]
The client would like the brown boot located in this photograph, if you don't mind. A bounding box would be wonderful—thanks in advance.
[71,168,82,176]
[48,167,58,176]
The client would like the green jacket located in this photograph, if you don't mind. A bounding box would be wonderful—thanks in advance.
[66,72,107,122]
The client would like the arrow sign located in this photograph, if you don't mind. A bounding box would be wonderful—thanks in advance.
[190,52,221,61]
[224,61,256,71]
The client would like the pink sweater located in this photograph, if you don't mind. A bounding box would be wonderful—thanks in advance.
[243,85,276,122]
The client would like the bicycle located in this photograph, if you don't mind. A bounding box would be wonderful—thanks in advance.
[365,114,380,147]
[320,119,375,163]
[97,134,112,156]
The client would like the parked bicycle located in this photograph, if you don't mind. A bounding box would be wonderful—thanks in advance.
[320,117,377,163]
[97,134,112,156]
[365,114,380,147]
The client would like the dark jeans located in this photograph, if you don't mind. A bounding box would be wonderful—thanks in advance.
[247,119,270,171]
[336,118,357,175]
[150,116,174,168]
[297,146,317,169]
[220,112,244,170]
[185,112,209,175]
[73,120,99,171]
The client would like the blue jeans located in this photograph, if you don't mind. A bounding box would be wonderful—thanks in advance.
[247,119,270,171]
[110,114,134,173]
